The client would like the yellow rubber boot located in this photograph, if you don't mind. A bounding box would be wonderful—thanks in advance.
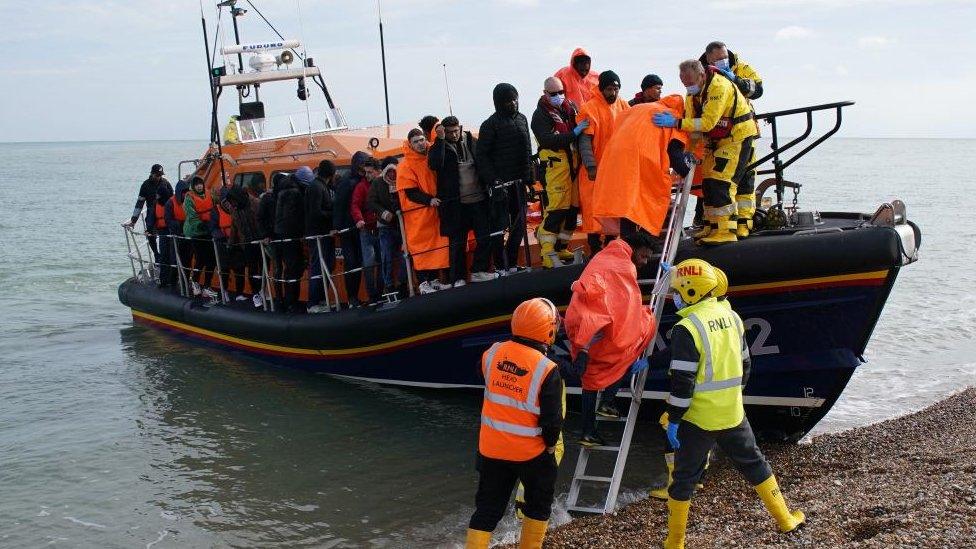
[465,528,491,549]
[650,452,674,500]
[663,498,690,549]
[755,475,805,533]
[700,213,737,245]
[538,232,559,269]
[557,232,576,261]
[518,517,548,549]
[735,193,755,238]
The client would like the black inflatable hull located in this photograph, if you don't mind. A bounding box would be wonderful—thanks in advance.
[119,215,920,441]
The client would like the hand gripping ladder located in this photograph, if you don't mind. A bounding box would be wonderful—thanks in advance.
[565,164,696,514]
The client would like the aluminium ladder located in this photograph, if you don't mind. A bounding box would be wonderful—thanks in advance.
[565,164,696,514]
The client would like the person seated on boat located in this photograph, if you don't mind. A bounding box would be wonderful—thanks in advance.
[662,259,804,549]
[701,41,763,238]
[274,167,311,313]
[305,160,337,313]
[578,70,630,255]
[146,182,175,289]
[165,176,193,292]
[335,151,377,307]
[182,176,218,299]
[352,158,385,304]
[428,116,496,286]
[223,115,240,145]
[124,163,172,258]
[591,94,694,239]
[398,129,451,294]
[653,59,757,245]
[476,83,533,274]
[530,76,586,269]
[465,298,564,549]
[563,231,658,447]
[629,74,664,106]
[210,187,246,303]
[367,156,408,298]
[554,47,599,108]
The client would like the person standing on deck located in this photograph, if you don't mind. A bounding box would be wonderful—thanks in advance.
[554,47,599,108]
[125,163,172,258]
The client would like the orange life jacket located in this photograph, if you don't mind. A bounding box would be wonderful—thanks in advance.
[153,203,167,229]
[217,205,233,239]
[479,340,555,461]
[189,191,213,223]
[170,195,186,223]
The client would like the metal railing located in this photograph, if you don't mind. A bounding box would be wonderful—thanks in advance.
[121,178,533,312]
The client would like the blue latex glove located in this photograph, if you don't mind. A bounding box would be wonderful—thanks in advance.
[660,261,672,272]
[717,67,736,81]
[666,422,681,449]
[573,119,590,136]
[653,112,678,128]
[630,356,649,375]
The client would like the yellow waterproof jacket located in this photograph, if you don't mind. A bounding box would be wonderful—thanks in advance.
[680,74,757,142]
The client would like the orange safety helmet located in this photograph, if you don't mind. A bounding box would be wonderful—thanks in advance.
[511,297,560,345]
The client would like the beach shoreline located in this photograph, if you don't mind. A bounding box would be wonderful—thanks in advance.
[532,388,976,548]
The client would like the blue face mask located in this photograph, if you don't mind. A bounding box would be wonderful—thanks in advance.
[714,58,730,71]
[686,84,701,95]
[548,94,564,108]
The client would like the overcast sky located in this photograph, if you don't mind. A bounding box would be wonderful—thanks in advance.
[1,0,973,142]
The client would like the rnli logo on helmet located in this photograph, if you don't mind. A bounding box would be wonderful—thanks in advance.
[677,265,703,277]
[496,360,529,377]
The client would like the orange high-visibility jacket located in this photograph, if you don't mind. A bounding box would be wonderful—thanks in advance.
[577,94,630,233]
[592,95,690,235]
[479,340,556,461]
[554,47,599,108]
[564,239,656,391]
[397,141,450,271]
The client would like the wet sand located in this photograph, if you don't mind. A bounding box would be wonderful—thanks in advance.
[538,388,976,548]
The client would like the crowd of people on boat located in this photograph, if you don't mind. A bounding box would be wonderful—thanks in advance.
[125,40,764,314]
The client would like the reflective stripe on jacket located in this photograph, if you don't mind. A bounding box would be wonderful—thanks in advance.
[680,73,757,142]
[479,340,556,461]
[670,298,746,431]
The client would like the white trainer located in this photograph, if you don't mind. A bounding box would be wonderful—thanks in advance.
[419,281,437,294]
[202,288,218,299]
[252,294,263,308]
[453,280,467,288]
[191,281,202,296]
[235,294,248,302]
[430,280,453,291]
[470,271,500,283]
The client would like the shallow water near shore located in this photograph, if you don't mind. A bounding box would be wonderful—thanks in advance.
[0,138,973,547]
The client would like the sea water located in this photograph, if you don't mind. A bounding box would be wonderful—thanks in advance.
[0,138,973,547]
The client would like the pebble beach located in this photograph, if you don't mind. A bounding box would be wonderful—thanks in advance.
[534,388,976,548]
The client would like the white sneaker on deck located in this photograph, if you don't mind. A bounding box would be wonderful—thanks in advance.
[453,280,467,288]
[191,281,202,296]
[235,294,249,302]
[419,281,437,295]
[430,280,453,291]
[307,304,330,313]
[202,288,218,299]
[470,271,500,283]
[252,294,263,308]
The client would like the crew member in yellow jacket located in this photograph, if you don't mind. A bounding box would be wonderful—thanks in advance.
[653,60,757,245]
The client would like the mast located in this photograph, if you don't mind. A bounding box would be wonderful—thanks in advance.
[377,0,391,125]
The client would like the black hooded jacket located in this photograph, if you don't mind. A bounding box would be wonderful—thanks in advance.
[305,174,335,236]
[476,84,532,188]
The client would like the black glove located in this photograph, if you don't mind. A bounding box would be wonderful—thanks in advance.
[570,351,589,378]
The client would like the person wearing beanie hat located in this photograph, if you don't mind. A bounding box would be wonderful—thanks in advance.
[367,156,408,296]
[630,74,664,106]
[305,160,338,311]
[577,69,630,255]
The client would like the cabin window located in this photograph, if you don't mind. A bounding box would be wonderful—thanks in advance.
[234,172,267,191]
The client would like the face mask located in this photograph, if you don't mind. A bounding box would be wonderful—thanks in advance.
[714,58,730,71]
[685,84,701,95]
[548,94,564,108]
[672,293,685,309]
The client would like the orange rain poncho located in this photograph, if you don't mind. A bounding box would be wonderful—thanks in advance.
[564,239,656,391]
[577,94,630,233]
[591,94,691,235]
[397,141,450,271]
[554,47,599,108]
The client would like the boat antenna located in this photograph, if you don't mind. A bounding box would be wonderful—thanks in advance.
[377,0,391,125]
[199,0,230,189]
[296,0,316,150]
[443,63,454,116]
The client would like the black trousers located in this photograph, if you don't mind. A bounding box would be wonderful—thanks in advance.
[491,186,528,269]
[276,240,306,312]
[669,417,772,501]
[191,237,216,286]
[242,243,264,295]
[469,451,558,531]
[340,230,363,303]
[449,201,492,283]
[215,240,244,296]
